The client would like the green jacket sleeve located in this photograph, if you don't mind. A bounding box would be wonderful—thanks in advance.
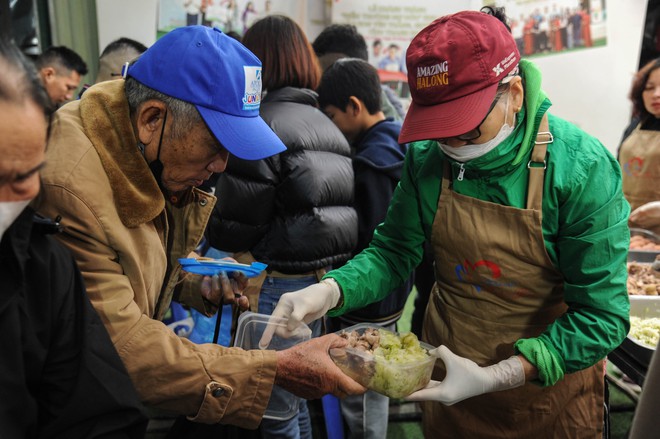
[326,142,438,315]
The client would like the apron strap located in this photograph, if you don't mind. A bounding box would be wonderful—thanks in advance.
[526,114,553,211]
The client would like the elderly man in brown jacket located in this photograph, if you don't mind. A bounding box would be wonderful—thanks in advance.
[36,26,364,429]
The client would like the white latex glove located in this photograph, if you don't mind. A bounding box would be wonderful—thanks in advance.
[629,201,660,230]
[405,345,525,405]
[259,279,341,348]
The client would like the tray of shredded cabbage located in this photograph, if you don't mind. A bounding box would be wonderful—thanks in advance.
[629,316,660,349]
[620,296,660,367]
[329,324,436,398]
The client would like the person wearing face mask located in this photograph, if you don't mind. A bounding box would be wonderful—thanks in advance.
[266,7,630,438]
[0,37,148,438]
[33,26,365,434]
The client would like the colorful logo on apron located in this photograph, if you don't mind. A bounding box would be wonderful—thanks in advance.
[455,259,535,298]
[455,259,502,292]
[623,157,644,177]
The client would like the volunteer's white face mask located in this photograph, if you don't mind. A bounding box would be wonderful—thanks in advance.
[0,200,31,242]
[439,94,515,162]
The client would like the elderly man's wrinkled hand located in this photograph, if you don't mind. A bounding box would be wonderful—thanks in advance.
[200,264,249,311]
[274,334,366,400]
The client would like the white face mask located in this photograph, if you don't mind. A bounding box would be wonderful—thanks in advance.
[0,200,31,242]
[439,95,515,162]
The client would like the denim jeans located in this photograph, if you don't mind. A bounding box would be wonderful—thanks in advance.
[340,389,389,438]
[258,275,323,439]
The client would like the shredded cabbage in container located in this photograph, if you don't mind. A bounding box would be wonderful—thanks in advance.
[369,331,433,398]
[374,331,429,362]
[629,316,660,348]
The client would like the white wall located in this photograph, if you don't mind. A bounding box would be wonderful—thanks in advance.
[530,0,647,154]
[96,0,158,53]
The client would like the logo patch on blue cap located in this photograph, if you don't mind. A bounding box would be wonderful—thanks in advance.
[242,66,261,110]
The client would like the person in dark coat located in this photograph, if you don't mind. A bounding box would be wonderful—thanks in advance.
[206,16,357,439]
[0,37,147,439]
[316,58,413,439]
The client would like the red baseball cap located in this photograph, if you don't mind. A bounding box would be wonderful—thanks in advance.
[399,11,520,144]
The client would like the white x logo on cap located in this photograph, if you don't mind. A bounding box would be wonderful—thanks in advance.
[492,63,504,76]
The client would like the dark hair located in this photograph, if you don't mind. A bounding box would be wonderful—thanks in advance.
[35,45,88,75]
[0,37,52,115]
[317,58,382,114]
[629,57,660,120]
[225,31,242,42]
[241,15,320,91]
[480,5,511,32]
[100,37,148,58]
[312,24,369,61]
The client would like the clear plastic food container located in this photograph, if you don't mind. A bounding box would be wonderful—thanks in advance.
[329,323,436,399]
[234,312,311,420]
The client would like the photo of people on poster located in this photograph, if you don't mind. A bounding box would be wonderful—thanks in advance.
[330,0,604,107]
[495,0,605,58]
[159,0,278,38]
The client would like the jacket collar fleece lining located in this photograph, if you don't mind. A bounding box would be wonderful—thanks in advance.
[79,80,165,228]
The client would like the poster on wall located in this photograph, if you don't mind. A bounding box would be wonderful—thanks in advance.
[157,0,309,39]
[330,0,471,101]
[483,0,607,58]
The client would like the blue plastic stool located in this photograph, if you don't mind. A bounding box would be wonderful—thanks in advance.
[188,305,233,346]
[163,301,193,338]
[162,301,188,325]
[322,394,344,439]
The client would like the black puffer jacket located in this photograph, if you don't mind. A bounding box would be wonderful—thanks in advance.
[208,87,357,273]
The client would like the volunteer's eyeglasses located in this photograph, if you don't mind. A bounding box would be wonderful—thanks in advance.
[437,86,507,143]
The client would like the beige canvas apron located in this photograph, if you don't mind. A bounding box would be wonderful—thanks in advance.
[619,123,660,234]
[422,118,604,438]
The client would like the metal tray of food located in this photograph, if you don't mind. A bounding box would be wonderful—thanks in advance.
[629,228,660,263]
[619,296,660,368]
[627,258,660,297]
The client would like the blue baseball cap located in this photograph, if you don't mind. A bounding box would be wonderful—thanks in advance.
[126,26,285,160]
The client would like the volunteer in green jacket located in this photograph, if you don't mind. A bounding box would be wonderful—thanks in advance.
[269,9,630,438]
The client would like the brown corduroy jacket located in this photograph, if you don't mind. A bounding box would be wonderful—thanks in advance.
[36,80,276,427]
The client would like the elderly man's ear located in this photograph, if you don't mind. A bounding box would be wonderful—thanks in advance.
[136,100,167,146]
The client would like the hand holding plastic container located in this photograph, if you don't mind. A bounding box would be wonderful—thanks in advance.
[178,257,264,310]
[329,324,436,399]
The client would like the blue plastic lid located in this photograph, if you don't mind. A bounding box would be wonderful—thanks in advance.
[178,258,267,278]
